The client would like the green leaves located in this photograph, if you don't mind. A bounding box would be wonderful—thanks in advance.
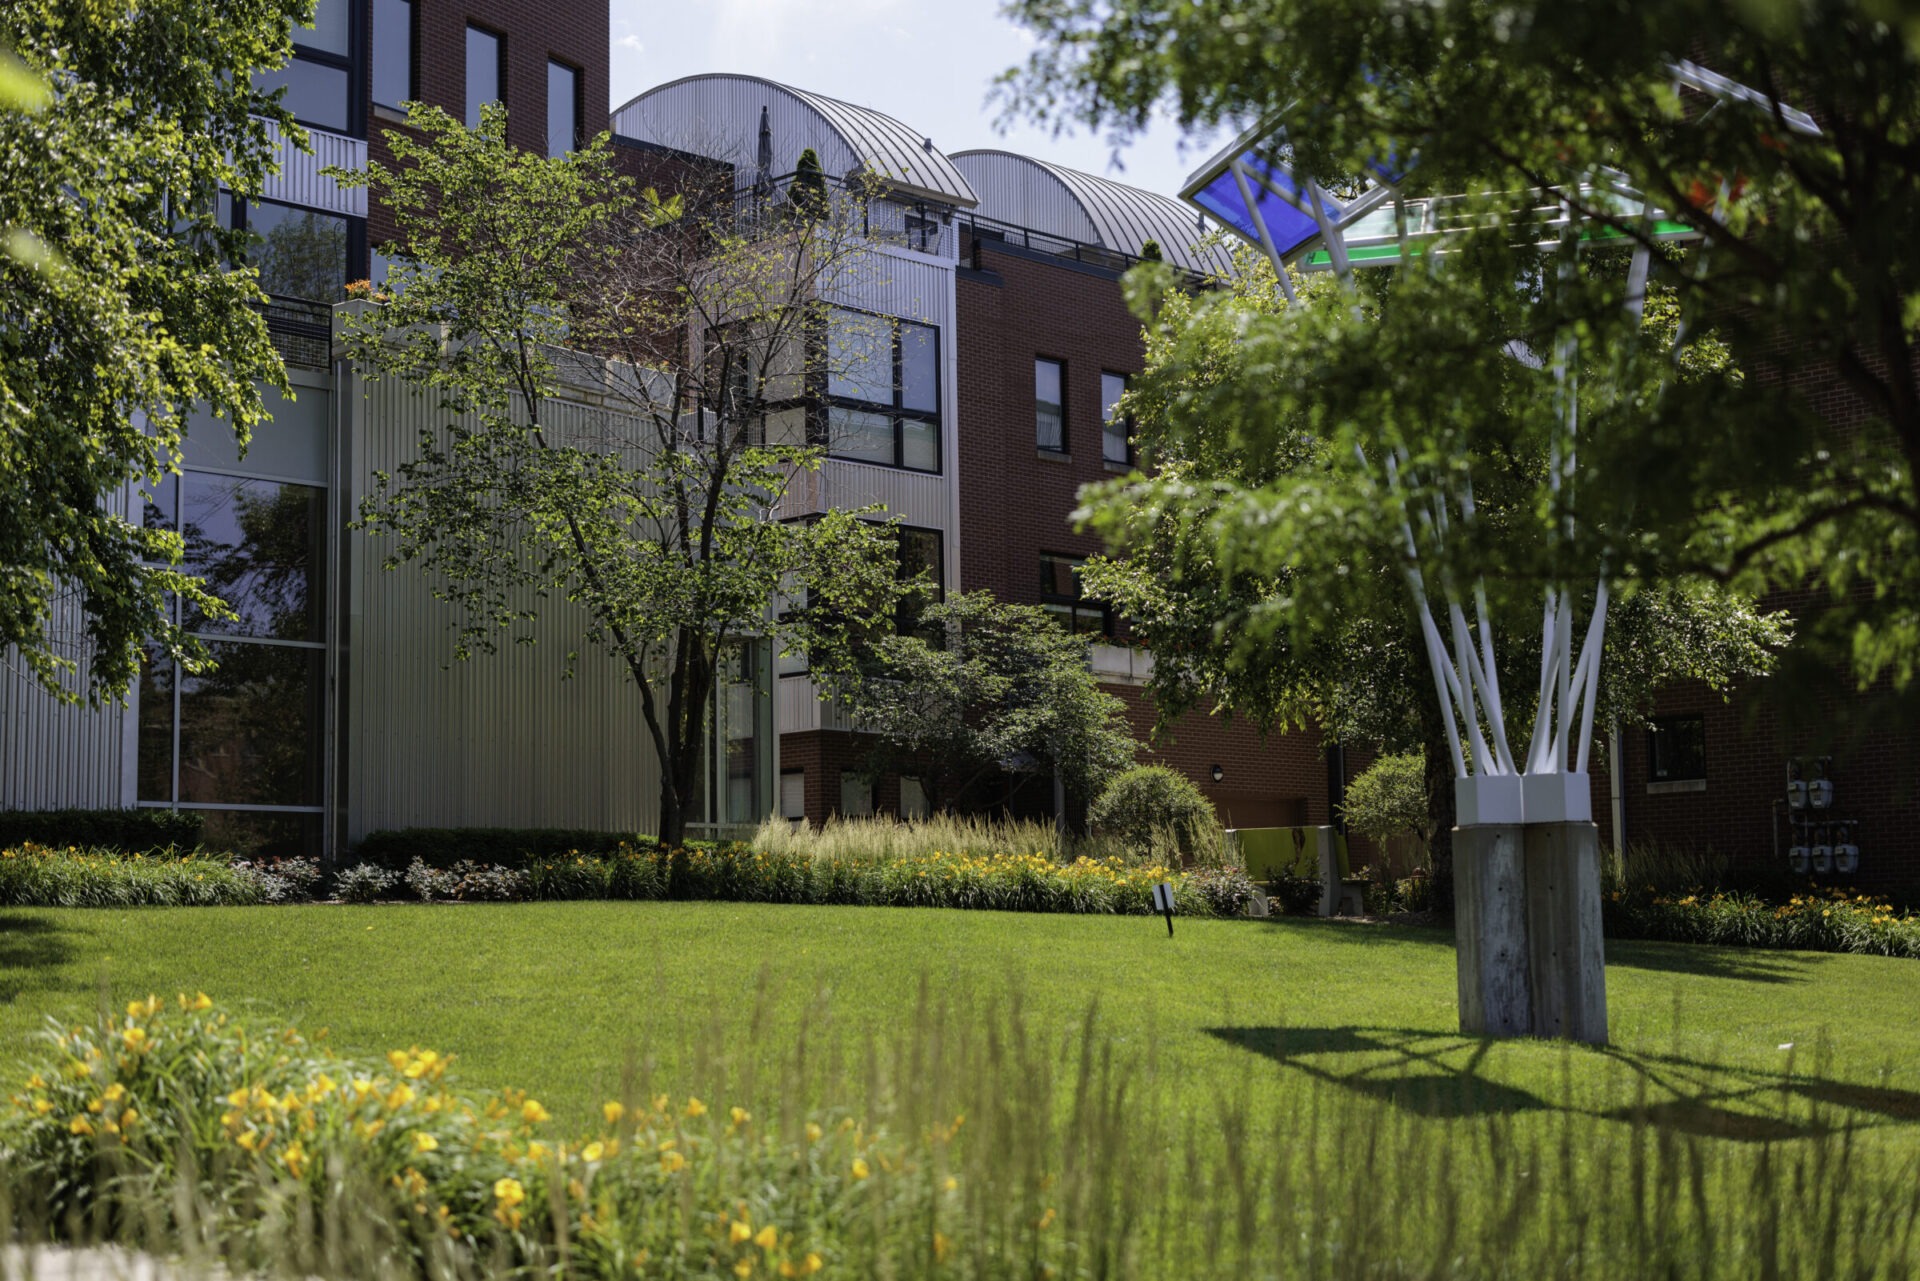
[1,0,305,702]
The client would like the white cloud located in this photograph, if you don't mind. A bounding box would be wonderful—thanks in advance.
[618,34,643,51]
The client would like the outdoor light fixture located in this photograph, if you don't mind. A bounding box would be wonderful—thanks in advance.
[1211,764,1225,783]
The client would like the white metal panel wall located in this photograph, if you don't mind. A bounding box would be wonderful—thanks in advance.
[342,374,665,844]
[259,122,368,218]
[952,151,1102,246]
[0,591,129,811]
[616,77,858,185]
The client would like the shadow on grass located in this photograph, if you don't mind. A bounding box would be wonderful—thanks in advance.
[1603,937,1821,985]
[0,912,84,1004]
[1206,1023,1918,1142]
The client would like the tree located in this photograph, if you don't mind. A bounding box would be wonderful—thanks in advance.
[1340,752,1433,869]
[824,591,1138,818]
[1075,253,1790,876]
[1003,0,1920,742]
[338,104,907,845]
[1,0,307,701]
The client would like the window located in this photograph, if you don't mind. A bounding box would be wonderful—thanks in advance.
[838,772,874,818]
[466,25,503,129]
[1035,358,1065,452]
[1648,716,1707,782]
[894,526,944,636]
[904,212,939,253]
[547,61,580,156]
[137,472,329,857]
[371,0,414,109]
[1101,372,1131,465]
[780,771,806,821]
[899,777,930,820]
[254,0,352,134]
[244,199,350,301]
[823,308,940,472]
[1040,553,1110,636]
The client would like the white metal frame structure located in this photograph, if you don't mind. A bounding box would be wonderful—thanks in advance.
[1179,63,1818,826]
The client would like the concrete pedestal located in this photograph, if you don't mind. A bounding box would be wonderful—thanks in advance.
[1452,824,1532,1037]
[1523,821,1609,1044]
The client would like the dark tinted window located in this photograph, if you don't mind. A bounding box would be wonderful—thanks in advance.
[466,26,501,128]
[180,474,326,641]
[1648,716,1707,782]
[547,60,578,156]
[254,58,350,132]
[247,200,349,301]
[1036,358,1065,452]
[296,0,350,56]
[177,642,325,806]
[372,0,413,107]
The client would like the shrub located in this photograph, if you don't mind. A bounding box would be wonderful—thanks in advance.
[232,856,324,904]
[1271,870,1323,916]
[1087,766,1218,862]
[354,827,653,871]
[0,808,202,854]
[1603,884,1920,958]
[404,858,528,903]
[334,862,398,903]
[0,845,260,907]
[1189,864,1256,916]
[1340,752,1430,866]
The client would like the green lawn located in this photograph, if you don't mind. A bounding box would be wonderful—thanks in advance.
[5,903,1919,1275]
[1,901,1915,1139]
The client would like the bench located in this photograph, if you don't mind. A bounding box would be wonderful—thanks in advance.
[1226,826,1368,916]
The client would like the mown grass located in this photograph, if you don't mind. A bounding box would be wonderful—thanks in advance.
[3,904,1918,1277]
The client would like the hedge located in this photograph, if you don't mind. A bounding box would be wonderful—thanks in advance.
[0,808,202,854]
[352,827,657,870]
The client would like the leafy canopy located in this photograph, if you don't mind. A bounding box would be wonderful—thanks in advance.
[1,0,307,701]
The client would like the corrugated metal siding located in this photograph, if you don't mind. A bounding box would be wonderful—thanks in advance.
[777,675,820,734]
[0,593,128,811]
[343,375,665,844]
[260,122,367,218]
[614,74,976,208]
[953,149,1234,276]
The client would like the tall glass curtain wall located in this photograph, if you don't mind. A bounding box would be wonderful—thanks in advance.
[139,474,329,856]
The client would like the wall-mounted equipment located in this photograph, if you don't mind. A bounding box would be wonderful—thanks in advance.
[1779,757,1860,878]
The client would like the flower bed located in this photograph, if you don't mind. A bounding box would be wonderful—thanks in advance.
[0,843,264,908]
[1603,885,1920,958]
[0,997,923,1278]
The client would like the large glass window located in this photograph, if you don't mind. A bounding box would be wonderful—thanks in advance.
[547,60,580,157]
[1648,716,1707,782]
[1036,358,1065,453]
[300,0,350,57]
[824,308,940,473]
[372,0,414,109]
[138,471,328,856]
[255,58,350,133]
[466,26,503,129]
[245,199,350,302]
[1040,553,1110,636]
[1101,371,1131,465]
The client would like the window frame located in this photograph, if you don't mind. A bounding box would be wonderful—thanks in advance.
[1647,715,1707,783]
[819,305,942,474]
[1035,356,1067,454]
[465,23,506,130]
[269,0,361,136]
[1100,370,1132,465]
[546,58,582,157]
[1038,552,1111,637]
[238,196,362,303]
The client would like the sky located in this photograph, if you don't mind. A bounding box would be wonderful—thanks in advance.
[604,0,1224,203]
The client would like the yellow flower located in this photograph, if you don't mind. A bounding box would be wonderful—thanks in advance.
[602,1101,625,1125]
[121,1109,139,1126]
[236,1128,263,1152]
[943,1176,958,1192]
[121,1028,147,1050]
[412,1130,439,1154]
[282,1142,309,1180]
[388,1050,411,1072]
[734,1261,754,1279]
[659,1149,688,1173]
[755,1224,778,1250]
[685,1096,708,1118]
[102,1083,126,1103]
[933,1231,953,1262]
[493,1177,526,1207]
[731,1220,754,1244]
[582,1141,605,1163]
[730,1105,751,1126]
[804,1122,823,1143]
[851,1158,870,1180]
[32,1098,52,1116]
[69,1116,95,1136]
[522,1099,551,1124]
[386,1083,416,1110]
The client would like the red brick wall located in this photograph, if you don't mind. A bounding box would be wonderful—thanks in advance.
[364,0,609,251]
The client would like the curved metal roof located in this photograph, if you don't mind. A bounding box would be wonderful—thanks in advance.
[952,149,1234,275]
[614,74,976,208]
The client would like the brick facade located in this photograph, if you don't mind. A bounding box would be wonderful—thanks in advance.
[363,0,609,253]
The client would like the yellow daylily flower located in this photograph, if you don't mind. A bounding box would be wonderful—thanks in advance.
[602,1101,625,1125]
[412,1130,439,1154]
[851,1158,870,1180]
[521,1099,550,1124]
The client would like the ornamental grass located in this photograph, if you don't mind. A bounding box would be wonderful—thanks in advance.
[4,993,1917,1279]
[1603,884,1920,958]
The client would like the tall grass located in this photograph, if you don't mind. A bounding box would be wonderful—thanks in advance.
[4,987,1916,1279]
[749,814,1233,869]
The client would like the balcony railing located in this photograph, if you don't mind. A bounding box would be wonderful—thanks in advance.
[728,171,958,260]
[957,210,1212,286]
[259,296,332,370]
